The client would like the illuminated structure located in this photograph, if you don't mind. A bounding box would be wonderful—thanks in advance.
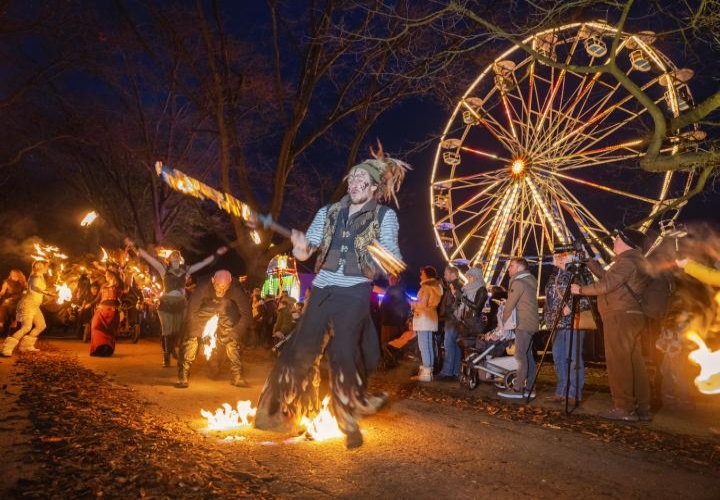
[261,254,301,300]
[430,22,701,288]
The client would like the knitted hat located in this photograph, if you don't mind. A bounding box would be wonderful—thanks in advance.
[613,228,646,250]
[347,140,411,207]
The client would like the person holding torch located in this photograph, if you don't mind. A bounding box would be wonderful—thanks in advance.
[253,143,410,449]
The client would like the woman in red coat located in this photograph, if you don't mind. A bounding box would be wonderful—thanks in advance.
[90,270,123,357]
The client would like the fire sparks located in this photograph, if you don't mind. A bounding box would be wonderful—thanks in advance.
[300,396,343,441]
[687,332,720,394]
[201,400,257,431]
[80,211,98,227]
[202,315,219,360]
[55,283,72,304]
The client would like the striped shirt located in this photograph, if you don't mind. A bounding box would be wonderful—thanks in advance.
[306,205,401,288]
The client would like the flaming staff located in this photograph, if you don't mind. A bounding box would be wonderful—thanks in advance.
[155,162,406,276]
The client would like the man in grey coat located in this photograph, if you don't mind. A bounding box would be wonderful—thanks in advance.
[498,257,540,399]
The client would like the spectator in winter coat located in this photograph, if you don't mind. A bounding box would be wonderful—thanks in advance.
[498,257,539,399]
[411,266,443,382]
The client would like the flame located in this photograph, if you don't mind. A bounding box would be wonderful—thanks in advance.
[56,283,72,304]
[202,315,219,360]
[300,396,343,441]
[687,332,720,394]
[100,247,109,262]
[80,210,98,227]
[201,400,257,431]
[250,229,261,245]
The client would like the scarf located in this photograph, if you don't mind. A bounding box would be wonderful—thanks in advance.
[459,267,486,317]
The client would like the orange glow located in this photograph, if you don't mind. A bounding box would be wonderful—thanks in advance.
[300,396,343,441]
[687,331,720,395]
[201,400,257,431]
[80,211,98,227]
[510,158,525,175]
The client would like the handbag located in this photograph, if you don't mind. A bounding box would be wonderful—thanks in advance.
[575,310,597,330]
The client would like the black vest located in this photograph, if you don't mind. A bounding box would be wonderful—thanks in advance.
[314,197,388,279]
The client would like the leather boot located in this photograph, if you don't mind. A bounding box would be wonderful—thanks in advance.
[0,336,19,357]
[161,336,171,368]
[19,336,39,353]
[175,338,197,388]
[230,373,250,388]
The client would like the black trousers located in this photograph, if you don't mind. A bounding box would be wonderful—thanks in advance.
[254,283,380,436]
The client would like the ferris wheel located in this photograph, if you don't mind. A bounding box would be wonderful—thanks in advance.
[430,21,704,288]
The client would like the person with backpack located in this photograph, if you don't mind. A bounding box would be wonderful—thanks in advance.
[570,228,652,422]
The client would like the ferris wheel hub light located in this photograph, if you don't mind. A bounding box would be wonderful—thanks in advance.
[510,159,526,175]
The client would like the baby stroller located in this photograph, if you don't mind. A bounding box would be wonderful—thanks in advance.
[458,300,518,390]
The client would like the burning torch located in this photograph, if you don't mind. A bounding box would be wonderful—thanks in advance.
[155,162,406,276]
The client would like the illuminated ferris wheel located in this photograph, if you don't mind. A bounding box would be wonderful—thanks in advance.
[430,21,704,288]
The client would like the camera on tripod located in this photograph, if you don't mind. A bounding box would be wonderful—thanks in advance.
[553,240,588,272]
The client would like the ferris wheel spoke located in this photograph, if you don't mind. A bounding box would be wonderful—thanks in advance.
[537,168,659,204]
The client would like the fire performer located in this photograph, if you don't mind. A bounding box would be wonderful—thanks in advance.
[176,269,251,388]
[89,270,124,357]
[0,260,50,356]
[124,237,228,367]
[253,144,410,449]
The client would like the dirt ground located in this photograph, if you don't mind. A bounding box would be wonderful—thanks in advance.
[1,336,720,499]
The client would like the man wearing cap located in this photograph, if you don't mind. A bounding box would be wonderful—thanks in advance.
[571,229,651,422]
[175,269,251,388]
[254,144,410,449]
[544,248,594,405]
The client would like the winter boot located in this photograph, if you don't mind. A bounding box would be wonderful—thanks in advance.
[175,368,189,388]
[411,365,433,382]
[161,336,172,368]
[18,336,39,353]
[0,336,19,357]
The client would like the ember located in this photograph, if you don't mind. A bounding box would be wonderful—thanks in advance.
[301,396,343,441]
[687,332,720,394]
[201,400,257,431]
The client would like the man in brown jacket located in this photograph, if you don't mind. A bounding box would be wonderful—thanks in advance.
[498,257,540,399]
[571,229,651,422]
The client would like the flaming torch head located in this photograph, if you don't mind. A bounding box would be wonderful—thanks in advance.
[202,314,219,360]
[367,240,407,277]
[80,211,98,227]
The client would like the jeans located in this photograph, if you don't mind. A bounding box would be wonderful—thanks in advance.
[440,324,461,376]
[416,331,435,368]
[514,330,536,392]
[552,329,585,400]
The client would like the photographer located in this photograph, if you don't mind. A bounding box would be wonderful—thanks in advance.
[544,247,594,405]
[570,229,651,422]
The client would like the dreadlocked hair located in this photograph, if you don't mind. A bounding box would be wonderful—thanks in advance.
[346,140,412,207]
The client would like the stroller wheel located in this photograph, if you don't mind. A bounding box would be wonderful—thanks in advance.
[503,370,518,391]
[467,372,478,390]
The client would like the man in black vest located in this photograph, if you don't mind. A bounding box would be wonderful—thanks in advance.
[254,144,410,449]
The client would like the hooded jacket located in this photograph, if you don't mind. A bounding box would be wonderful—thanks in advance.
[412,278,443,332]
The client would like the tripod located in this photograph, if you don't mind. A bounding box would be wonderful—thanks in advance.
[528,261,599,413]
